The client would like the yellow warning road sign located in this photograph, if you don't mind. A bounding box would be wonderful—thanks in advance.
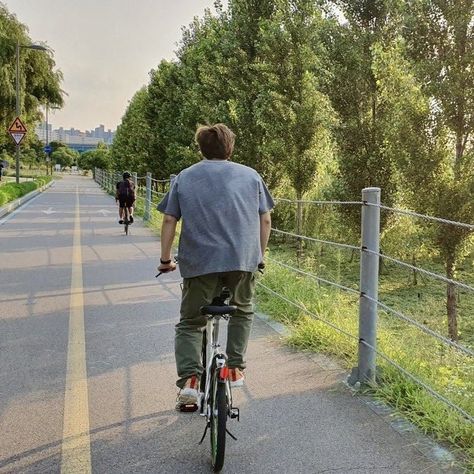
[8,117,27,145]
[8,116,27,133]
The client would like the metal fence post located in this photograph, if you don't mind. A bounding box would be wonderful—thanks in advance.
[132,172,138,189]
[145,172,152,220]
[350,187,381,386]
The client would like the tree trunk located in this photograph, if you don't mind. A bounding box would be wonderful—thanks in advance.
[296,195,303,261]
[412,254,417,286]
[446,254,458,341]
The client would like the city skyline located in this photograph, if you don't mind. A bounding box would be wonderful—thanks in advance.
[5,0,225,130]
[35,122,116,152]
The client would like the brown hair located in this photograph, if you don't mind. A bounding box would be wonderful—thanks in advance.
[195,123,235,160]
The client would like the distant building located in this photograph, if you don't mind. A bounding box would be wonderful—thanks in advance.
[35,122,52,142]
[35,122,116,151]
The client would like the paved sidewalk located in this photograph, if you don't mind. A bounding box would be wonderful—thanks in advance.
[0,176,460,473]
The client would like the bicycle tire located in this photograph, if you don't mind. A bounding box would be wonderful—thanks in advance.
[210,371,227,472]
[124,208,129,235]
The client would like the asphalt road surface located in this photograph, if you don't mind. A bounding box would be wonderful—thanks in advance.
[0,176,460,473]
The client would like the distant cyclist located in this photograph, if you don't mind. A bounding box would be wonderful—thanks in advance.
[115,172,135,224]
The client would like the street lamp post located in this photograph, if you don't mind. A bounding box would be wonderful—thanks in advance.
[15,40,48,184]
[45,104,50,175]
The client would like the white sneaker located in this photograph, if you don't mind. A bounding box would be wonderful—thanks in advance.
[176,375,199,410]
[229,368,245,388]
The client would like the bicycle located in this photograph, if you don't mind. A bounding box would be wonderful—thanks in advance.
[156,268,239,472]
[156,263,265,472]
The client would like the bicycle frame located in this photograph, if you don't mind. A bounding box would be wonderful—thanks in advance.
[200,315,230,418]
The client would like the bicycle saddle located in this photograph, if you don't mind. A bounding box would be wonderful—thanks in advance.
[200,305,237,316]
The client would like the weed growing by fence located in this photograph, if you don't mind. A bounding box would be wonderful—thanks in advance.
[256,250,474,466]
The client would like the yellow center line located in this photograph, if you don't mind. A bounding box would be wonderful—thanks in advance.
[61,186,92,473]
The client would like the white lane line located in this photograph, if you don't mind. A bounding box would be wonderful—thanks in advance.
[0,191,44,226]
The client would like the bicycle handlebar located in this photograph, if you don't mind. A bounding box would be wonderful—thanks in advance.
[156,260,265,278]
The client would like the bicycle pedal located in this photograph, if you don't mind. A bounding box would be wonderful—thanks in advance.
[178,403,198,413]
[230,408,240,420]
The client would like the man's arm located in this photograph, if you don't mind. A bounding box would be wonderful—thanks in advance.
[158,214,178,272]
[260,211,272,260]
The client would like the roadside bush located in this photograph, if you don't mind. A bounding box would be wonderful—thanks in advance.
[0,176,52,206]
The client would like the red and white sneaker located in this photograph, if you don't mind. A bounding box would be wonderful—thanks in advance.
[229,368,245,388]
[176,375,199,410]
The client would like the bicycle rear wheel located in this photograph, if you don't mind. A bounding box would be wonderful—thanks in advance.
[123,208,129,235]
[210,369,227,472]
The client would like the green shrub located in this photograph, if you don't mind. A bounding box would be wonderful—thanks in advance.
[0,176,52,206]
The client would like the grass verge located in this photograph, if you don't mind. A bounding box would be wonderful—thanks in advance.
[257,251,473,470]
[0,176,52,206]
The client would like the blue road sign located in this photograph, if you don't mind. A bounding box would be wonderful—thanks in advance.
[44,145,52,154]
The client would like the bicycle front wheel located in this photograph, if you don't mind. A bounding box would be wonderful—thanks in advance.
[210,372,227,472]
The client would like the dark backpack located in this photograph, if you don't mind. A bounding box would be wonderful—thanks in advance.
[117,179,134,197]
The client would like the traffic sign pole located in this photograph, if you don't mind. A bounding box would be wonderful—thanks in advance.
[8,116,27,183]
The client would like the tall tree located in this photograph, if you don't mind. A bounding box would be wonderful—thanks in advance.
[224,0,284,186]
[324,0,404,233]
[399,0,474,340]
[79,145,111,171]
[111,87,152,175]
[257,0,336,247]
[0,4,63,155]
[146,60,197,178]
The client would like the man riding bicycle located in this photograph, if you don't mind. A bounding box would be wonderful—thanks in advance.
[157,123,274,409]
[115,172,135,224]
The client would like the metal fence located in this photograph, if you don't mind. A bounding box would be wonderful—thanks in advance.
[94,168,473,424]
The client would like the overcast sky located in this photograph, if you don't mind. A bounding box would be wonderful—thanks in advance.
[5,0,225,131]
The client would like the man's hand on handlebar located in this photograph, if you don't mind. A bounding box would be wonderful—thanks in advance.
[156,258,177,277]
[258,262,265,273]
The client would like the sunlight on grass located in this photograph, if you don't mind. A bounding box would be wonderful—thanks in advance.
[256,249,474,467]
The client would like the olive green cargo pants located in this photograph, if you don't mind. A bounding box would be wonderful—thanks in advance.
[175,271,255,388]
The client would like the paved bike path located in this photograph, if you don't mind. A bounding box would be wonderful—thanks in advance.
[0,176,459,473]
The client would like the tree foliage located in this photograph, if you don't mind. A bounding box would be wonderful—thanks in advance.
[0,3,63,161]
[79,144,111,171]
[110,87,152,175]
[110,0,474,340]
[51,146,78,168]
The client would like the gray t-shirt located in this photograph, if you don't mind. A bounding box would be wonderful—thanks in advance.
[157,159,274,278]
